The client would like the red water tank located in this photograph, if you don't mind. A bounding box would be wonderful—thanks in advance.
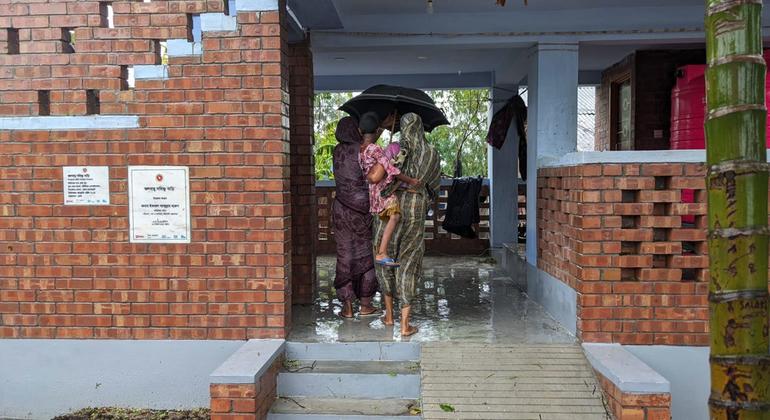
[670,65,706,150]
[670,50,770,150]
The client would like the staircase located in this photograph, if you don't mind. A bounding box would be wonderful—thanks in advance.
[268,342,422,419]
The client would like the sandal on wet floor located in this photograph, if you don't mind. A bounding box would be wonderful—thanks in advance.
[359,308,382,317]
[375,257,400,267]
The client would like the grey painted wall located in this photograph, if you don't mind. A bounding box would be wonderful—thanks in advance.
[528,265,577,335]
[0,340,243,420]
[625,345,709,420]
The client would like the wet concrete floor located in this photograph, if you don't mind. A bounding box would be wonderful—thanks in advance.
[289,255,575,344]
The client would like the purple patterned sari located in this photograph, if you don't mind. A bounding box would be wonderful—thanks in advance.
[332,117,378,305]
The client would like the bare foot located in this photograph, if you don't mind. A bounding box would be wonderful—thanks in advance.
[383,294,395,326]
[400,304,418,337]
[340,300,354,319]
[401,324,419,337]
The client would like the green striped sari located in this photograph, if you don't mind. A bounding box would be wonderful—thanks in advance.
[374,113,441,305]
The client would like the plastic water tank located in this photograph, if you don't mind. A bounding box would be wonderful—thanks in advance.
[671,50,770,150]
[670,65,706,150]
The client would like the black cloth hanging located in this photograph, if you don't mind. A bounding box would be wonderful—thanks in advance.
[486,95,528,181]
[441,176,483,239]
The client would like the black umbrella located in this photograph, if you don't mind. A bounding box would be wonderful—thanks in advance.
[339,85,450,132]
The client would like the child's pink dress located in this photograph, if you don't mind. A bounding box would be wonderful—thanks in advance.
[359,143,400,217]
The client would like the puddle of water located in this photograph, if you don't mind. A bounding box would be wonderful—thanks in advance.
[290,256,576,344]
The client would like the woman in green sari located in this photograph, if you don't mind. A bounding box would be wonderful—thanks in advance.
[373,112,441,337]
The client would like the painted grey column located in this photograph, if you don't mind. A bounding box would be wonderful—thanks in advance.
[488,85,519,250]
[525,43,579,264]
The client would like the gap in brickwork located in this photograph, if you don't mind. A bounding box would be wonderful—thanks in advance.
[682,268,700,282]
[621,215,640,229]
[126,66,136,89]
[682,241,697,255]
[6,28,19,55]
[621,190,639,203]
[154,40,167,65]
[86,90,100,115]
[191,14,202,43]
[620,241,641,255]
[653,228,670,242]
[61,28,75,53]
[119,66,130,91]
[37,91,50,116]
[652,254,667,268]
[621,268,639,282]
[186,14,195,42]
[224,0,237,16]
[652,203,668,216]
[100,2,114,29]
[654,176,671,190]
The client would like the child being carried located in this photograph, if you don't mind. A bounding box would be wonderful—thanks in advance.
[358,112,420,267]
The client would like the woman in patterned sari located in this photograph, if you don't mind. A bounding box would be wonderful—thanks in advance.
[332,117,380,318]
[373,112,441,336]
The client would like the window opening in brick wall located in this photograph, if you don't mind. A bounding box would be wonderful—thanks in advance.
[61,28,75,53]
[6,28,19,55]
[86,90,100,115]
[37,91,50,116]
[100,2,114,29]
[610,76,633,150]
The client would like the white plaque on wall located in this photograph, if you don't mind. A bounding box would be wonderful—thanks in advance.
[128,166,191,243]
[63,166,110,205]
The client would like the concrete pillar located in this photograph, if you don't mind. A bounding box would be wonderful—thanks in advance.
[525,43,579,264]
[488,85,520,250]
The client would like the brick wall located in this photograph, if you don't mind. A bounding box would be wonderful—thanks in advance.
[538,163,711,345]
[287,39,315,305]
[0,1,299,339]
[209,356,282,420]
[595,50,705,151]
[595,369,671,420]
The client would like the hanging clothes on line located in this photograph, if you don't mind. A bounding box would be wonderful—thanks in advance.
[442,176,484,239]
[485,95,528,180]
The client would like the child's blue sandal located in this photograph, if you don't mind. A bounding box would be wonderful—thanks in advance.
[376,257,400,267]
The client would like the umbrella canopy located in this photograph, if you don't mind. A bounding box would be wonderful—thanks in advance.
[339,85,450,132]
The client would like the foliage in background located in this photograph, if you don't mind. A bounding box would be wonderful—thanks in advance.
[313,89,490,180]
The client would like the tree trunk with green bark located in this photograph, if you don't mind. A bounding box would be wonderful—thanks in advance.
[705,0,770,418]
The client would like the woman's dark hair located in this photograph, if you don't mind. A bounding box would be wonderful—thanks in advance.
[358,111,381,134]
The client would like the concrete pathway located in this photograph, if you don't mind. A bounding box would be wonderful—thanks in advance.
[421,343,610,419]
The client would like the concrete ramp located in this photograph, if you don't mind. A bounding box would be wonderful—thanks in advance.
[420,343,610,419]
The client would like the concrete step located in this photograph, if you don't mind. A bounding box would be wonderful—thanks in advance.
[268,397,421,419]
[277,369,420,399]
[285,342,420,362]
[283,360,420,375]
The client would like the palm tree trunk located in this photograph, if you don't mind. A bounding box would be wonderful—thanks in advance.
[705,0,770,417]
